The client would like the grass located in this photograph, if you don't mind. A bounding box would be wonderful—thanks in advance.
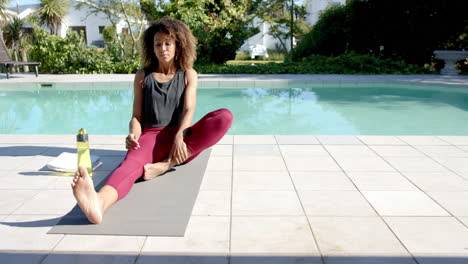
[226,60,284,65]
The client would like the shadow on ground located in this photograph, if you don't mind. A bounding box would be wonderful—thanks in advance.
[0,251,467,264]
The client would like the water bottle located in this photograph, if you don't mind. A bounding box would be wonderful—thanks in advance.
[77,128,93,176]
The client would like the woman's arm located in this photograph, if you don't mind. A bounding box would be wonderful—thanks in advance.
[177,68,198,137]
[170,68,198,163]
[126,70,145,150]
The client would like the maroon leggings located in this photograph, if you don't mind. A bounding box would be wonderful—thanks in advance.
[104,108,233,200]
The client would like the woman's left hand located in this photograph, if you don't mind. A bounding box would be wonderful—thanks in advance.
[169,137,189,165]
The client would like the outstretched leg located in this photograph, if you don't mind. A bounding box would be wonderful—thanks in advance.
[71,166,118,224]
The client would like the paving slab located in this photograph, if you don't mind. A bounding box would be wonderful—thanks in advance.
[362,191,450,216]
[369,146,425,157]
[12,190,77,215]
[275,135,319,145]
[346,172,418,191]
[232,190,303,216]
[199,170,232,191]
[211,145,232,156]
[279,145,329,157]
[309,217,413,260]
[427,192,468,216]
[284,156,341,171]
[0,214,63,251]
[402,172,468,191]
[357,136,407,145]
[231,216,319,256]
[290,171,357,191]
[384,157,450,172]
[398,136,450,146]
[0,190,39,214]
[437,136,468,145]
[324,145,378,157]
[234,135,276,144]
[191,190,231,216]
[299,190,376,216]
[384,217,468,254]
[141,216,229,254]
[233,171,294,190]
[334,156,396,172]
[316,136,362,145]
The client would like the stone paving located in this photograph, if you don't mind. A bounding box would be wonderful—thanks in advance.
[0,135,467,264]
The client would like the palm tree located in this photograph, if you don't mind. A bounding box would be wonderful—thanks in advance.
[3,16,23,61]
[0,0,11,44]
[3,16,32,71]
[0,0,9,22]
[38,0,70,35]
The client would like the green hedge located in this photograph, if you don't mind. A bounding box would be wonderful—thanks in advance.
[29,28,140,74]
[196,53,429,74]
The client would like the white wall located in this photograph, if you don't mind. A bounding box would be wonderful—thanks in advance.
[11,1,142,47]
[304,0,346,26]
[61,0,114,46]
[240,17,293,52]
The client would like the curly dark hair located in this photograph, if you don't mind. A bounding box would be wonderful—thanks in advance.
[142,17,197,71]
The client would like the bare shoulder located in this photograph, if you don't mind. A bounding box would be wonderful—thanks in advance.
[134,70,145,81]
[185,68,198,80]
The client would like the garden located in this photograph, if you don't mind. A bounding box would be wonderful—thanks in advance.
[1,0,467,75]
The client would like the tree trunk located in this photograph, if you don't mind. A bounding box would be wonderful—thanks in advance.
[21,49,29,72]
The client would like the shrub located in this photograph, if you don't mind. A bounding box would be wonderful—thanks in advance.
[29,28,140,74]
[196,53,429,74]
[293,0,468,66]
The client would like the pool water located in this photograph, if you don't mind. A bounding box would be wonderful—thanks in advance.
[1,83,468,135]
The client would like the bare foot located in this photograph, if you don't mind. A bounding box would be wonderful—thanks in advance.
[71,167,103,224]
[143,162,170,181]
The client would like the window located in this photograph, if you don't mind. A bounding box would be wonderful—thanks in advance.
[99,26,105,34]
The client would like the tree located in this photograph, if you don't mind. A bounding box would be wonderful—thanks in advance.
[0,0,10,43]
[293,0,468,65]
[76,0,146,59]
[0,0,9,23]
[255,0,310,54]
[3,16,32,71]
[37,0,70,35]
[163,0,258,64]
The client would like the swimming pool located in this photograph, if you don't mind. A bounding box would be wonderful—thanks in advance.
[1,81,468,135]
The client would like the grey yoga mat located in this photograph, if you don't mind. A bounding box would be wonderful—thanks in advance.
[48,149,211,236]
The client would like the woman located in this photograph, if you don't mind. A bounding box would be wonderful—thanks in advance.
[71,17,233,224]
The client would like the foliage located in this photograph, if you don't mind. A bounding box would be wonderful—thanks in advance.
[0,0,8,24]
[102,25,115,43]
[29,27,114,73]
[160,0,258,64]
[196,52,429,74]
[293,0,468,66]
[255,0,311,53]
[37,0,70,35]
[75,0,146,59]
[3,16,24,61]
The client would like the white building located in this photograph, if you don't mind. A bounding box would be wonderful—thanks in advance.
[242,0,346,54]
[4,0,142,47]
[304,0,346,26]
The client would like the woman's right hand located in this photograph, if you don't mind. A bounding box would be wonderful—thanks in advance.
[126,133,140,150]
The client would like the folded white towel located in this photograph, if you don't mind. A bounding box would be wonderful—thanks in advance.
[47,152,102,172]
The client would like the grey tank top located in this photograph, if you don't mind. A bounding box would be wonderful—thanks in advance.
[142,69,185,128]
